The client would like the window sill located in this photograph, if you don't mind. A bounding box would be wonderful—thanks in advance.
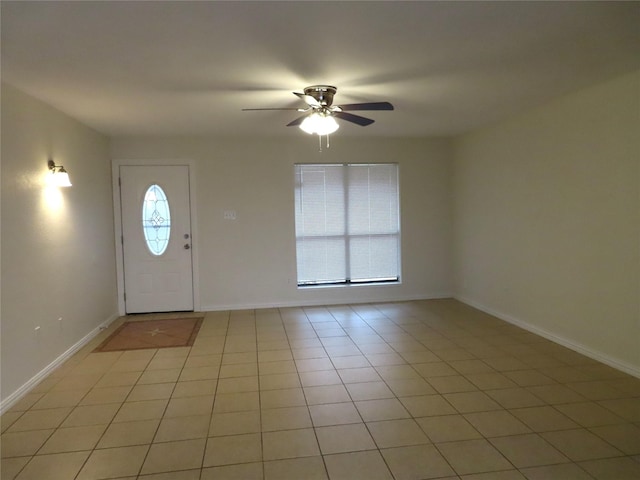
[297,281,401,290]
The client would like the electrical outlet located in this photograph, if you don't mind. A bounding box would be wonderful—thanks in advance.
[223,210,237,220]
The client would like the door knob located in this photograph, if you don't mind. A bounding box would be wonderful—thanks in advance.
[184,244,191,250]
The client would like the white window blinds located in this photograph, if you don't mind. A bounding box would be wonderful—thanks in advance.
[295,163,400,286]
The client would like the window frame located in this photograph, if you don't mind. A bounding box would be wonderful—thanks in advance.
[294,162,401,288]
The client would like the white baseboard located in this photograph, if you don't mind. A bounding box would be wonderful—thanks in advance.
[200,293,454,312]
[455,295,640,379]
[0,313,120,415]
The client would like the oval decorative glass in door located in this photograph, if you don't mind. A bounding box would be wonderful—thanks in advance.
[142,184,171,256]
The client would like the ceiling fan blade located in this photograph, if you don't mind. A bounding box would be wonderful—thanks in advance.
[286,115,309,127]
[293,92,321,107]
[333,111,375,126]
[242,108,302,111]
[337,102,394,111]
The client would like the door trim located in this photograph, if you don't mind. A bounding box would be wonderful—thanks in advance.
[112,159,200,316]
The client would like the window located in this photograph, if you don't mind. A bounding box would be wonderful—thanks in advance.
[142,184,171,256]
[295,163,400,286]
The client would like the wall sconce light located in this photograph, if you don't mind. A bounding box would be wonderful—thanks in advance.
[47,159,72,187]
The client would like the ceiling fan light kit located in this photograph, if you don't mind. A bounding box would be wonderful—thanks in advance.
[243,85,394,148]
[299,112,340,135]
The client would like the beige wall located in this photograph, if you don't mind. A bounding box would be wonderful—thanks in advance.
[1,84,118,405]
[452,71,640,374]
[110,136,454,310]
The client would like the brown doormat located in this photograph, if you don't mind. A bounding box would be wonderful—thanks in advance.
[94,317,203,352]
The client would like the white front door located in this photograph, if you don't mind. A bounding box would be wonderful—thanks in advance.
[120,165,194,313]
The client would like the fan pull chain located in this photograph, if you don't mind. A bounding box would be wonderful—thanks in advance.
[316,135,331,152]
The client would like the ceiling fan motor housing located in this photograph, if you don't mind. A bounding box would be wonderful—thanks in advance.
[304,85,337,107]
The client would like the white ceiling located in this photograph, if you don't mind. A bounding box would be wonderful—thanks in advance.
[2,1,638,138]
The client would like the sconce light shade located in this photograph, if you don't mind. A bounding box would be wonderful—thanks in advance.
[47,159,72,187]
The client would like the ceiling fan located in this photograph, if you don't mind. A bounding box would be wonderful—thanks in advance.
[242,85,394,136]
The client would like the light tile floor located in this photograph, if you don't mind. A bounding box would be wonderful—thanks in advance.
[2,299,640,479]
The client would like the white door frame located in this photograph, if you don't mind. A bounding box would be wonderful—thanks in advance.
[112,159,200,316]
